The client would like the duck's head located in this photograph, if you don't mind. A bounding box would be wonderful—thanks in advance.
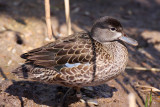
[91,16,138,46]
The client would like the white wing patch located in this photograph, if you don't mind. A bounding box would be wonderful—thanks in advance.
[65,63,90,68]
[65,63,81,68]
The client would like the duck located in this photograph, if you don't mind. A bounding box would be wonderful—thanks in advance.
[13,16,138,100]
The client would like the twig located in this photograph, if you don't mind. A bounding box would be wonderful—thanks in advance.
[126,66,160,72]
[45,0,53,39]
[135,84,160,92]
[64,0,72,35]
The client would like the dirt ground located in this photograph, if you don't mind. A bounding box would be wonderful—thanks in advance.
[0,0,160,107]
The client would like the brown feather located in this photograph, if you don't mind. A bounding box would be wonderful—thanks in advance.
[21,32,94,69]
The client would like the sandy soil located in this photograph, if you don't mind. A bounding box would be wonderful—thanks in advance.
[0,0,160,107]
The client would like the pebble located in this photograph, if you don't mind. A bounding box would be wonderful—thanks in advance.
[127,10,132,15]
[12,48,16,54]
[84,11,90,16]
[7,47,13,51]
[45,37,50,42]
[72,7,80,13]
[18,63,24,65]
[7,60,12,66]
[80,99,98,105]
[28,47,33,50]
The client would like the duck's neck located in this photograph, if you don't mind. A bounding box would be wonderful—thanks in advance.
[102,41,128,63]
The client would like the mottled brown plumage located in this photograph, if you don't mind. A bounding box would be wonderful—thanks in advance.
[13,16,138,89]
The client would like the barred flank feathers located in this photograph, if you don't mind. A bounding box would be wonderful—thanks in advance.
[12,64,60,83]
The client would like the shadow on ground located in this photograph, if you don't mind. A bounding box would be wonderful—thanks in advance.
[4,80,116,107]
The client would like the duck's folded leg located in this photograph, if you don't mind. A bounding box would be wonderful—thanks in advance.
[75,87,99,106]
[75,87,82,98]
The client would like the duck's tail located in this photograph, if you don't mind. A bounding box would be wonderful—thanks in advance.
[12,64,35,79]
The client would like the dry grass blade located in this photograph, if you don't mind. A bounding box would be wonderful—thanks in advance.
[64,0,72,35]
[135,84,160,104]
[45,0,53,39]
[126,66,160,72]
[135,84,160,93]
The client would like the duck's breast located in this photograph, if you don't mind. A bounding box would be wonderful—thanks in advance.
[92,41,128,85]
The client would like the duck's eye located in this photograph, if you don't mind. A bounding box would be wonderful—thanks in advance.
[110,28,116,31]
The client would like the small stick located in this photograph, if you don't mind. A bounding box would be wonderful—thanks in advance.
[128,93,136,107]
[135,84,160,92]
[126,66,160,72]
[45,0,53,39]
[64,0,72,35]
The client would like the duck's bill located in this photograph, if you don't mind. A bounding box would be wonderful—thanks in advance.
[119,36,138,46]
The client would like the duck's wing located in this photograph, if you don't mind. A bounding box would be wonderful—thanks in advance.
[21,33,94,69]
